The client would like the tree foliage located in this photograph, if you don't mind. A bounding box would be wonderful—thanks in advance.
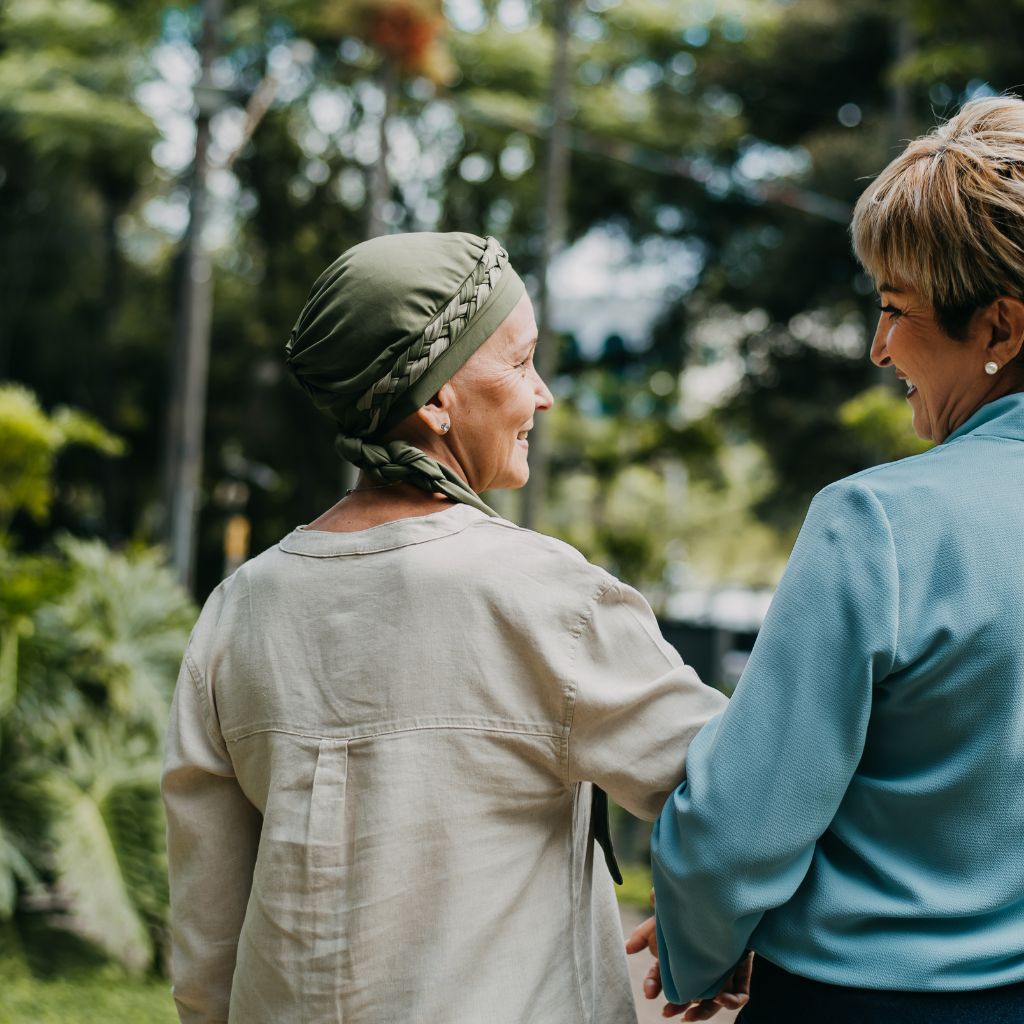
[0,388,193,971]
[0,385,123,534]
[4,0,1013,570]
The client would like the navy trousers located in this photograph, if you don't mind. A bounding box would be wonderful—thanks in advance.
[737,957,1024,1024]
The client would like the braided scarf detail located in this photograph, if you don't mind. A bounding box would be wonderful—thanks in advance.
[355,236,509,436]
[335,237,512,518]
[335,435,497,517]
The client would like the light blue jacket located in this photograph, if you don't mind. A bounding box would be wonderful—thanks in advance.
[652,393,1024,1001]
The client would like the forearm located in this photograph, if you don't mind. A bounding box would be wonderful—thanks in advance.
[165,766,261,1023]
[651,480,898,1001]
[162,655,261,1024]
[651,717,819,1001]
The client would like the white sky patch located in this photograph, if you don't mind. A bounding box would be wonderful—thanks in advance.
[549,227,702,353]
[137,43,198,174]
[679,307,770,419]
[788,310,866,357]
[142,193,190,240]
[496,0,531,30]
[352,122,382,166]
[679,359,744,418]
[499,135,533,178]
[356,78,386,118]
[619,61,662,94]
[299,127,329,157]
[133,37,261,259]
[152,41,199,88]
[386,119,427,179]
[309,87,352,136]
[208,106,248,165]
[735,140,811,182]
[266,41,315,104]
[444,0,487,32]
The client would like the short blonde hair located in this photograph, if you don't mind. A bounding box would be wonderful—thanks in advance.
[852,95,1024,337]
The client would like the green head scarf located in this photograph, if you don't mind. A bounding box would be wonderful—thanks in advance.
[285,232,525,516]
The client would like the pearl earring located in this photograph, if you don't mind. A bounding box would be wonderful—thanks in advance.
[985,361,999,375]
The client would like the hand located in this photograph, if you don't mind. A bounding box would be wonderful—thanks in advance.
[626,918,753,1022]
[625,889,660,994]
[674,952,754,1021]
[624,912,661,1001]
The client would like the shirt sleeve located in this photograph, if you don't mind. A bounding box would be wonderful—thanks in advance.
[567,577,729,822]
[162,639,262,1024]
[651,479,899,1002]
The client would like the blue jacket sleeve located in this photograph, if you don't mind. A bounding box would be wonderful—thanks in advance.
[651,479,899,1002]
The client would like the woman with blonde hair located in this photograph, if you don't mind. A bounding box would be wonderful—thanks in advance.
[646,96,1024,1022]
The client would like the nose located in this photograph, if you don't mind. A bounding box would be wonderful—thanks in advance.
[533,369,554,410]
[869,316,891,368]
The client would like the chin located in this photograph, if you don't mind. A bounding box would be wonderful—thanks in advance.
[494,468,530,490]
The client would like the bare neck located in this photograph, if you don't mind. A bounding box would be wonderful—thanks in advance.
[306,476,454,533]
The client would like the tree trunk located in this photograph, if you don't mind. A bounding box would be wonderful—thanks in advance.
[366,57,398,239]
[160,0,223,591]
[97,186,127,544]
[889,12,914,154]
[521,0,575,530]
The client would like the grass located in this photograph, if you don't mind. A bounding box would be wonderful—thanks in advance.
[0,921,176,1024]
[0,969,177,1024]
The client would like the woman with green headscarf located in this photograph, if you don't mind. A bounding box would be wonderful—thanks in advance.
[162,232,726,1024]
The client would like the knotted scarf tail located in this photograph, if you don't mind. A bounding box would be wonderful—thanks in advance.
[336,434,498,518]
[592,785,623,885]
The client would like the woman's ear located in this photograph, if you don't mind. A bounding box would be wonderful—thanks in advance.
[981,296,1024,366]
[413,382,456,437]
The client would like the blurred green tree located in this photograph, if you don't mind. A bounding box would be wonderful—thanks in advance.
[0,385,123,536]
[0,387,194,972]
[4,0,1021,597]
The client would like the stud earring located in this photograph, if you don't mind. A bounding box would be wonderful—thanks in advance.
[440,421,450,432]
[985,361,999,376]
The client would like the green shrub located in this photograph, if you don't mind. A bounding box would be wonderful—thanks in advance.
[0,387,194,977]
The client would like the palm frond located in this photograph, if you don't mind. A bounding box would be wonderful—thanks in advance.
[45,741,155,973]
[0,817,38,919]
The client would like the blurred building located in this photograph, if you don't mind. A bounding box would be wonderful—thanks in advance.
[659,585,775,693]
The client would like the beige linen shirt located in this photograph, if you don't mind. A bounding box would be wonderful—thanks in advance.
[162,505,726,1024]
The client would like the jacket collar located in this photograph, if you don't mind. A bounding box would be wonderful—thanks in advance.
[943,391,1024,445]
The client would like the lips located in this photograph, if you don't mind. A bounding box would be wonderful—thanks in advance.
[896,372,916,398]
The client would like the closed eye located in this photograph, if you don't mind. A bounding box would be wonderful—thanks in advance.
[878,303,904,319]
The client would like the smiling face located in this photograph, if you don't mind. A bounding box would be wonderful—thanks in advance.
[870,283,1024,442]
[441,293,554,492]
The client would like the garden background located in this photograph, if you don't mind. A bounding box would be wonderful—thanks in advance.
[1,0,1020,1017]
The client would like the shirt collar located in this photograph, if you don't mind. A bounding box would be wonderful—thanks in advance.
[278,503,491,558]
[943,391,1024,445]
